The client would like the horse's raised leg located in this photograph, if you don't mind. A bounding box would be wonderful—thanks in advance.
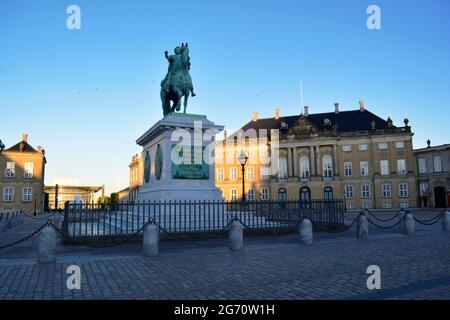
[183,91,190,114]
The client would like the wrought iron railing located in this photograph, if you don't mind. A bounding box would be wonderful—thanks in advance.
[62,199,345,239]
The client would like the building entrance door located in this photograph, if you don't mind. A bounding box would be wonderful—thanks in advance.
[434,186,446,208]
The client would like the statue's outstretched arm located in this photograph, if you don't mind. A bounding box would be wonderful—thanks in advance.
[164,50,169,60]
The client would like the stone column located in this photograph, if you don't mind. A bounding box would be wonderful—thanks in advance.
[404,213,415,235]
[37,226,56,263]
[143,224,159,256]
[299,218,313,244]
[287,147,293,177]
[316,146,321,177]
[357,215,369,239]
[293,147,299,177]
[310,146,316,176]
[442,211,450,231]
[333,144,339,176]
[229,220,244,250]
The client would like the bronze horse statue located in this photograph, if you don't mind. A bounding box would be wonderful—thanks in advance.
[161,43,196,116]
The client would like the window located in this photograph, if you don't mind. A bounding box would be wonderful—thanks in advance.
[433,155,443,172]
[419,182,429,196]
[3,187,14,202]
[278,158,288,179]
[227,151,234,160]
[418,158,427,174]
[383,203,392,209]
[395,141,405,149]
[322,155,333,179]
[299,187,311,201]
[22,187,32,203]
[24,162,34,178]
[324,187,333,200]
[360,161,369,177]
[342,144,352,152]
[5,161,15,178]
[344,162,353,177]
[260,187,270,200]
[358,144,368,151]
[382,183,392,198]
[215,151,223,160]
[247,188,255,200]
[361,203,371,209]
[400,202,409,209]
[248,150,256,160]
[230,188,237,201]
[380,160,389,176]
[361,184,371,199]
[247,166,255,180]
[397,159,407,175]
[344,185,354,199]
[278,188,287,202]
[216,168,224,181]
[300,157,310,179]
[399,183,409,198]
[230,167,237,180]
[260,166,271,180]
[378,142,388,150]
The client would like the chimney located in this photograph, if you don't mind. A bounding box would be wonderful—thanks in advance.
[304,106,309,117]
[252,111,258,122]
[334,103,339,114]
[274,108,280,120]
[22,133,28,142]
[223,129,228,140]
[359,100,365,112]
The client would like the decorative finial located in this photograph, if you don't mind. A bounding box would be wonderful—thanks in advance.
[0,139,5,153]
[403,118,409,126]
[427,139,431,148]
[370,120,376,130]
[387,117,393,128]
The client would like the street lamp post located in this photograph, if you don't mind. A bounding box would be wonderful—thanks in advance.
[238,150,248,202]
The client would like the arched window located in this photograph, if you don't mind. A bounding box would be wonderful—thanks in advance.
[322,155,333,179]
[299,187,311,201]
[300,156,310,179]
[278,158,288,179]
[324,186,333,200]
[278,188,287,202]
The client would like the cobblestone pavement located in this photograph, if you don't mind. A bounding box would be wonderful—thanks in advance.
[0,210,449,300]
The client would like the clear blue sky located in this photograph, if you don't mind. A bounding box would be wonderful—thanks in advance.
[1,0,449,194]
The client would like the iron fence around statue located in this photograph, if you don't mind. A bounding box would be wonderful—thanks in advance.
[62,199,345,240]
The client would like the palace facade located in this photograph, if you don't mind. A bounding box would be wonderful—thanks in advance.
[414,142,450,208]
[0,134,47,213]
[215,102,418,209]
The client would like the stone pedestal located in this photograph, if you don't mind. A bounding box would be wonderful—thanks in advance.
[299,218,313,245]
[357,215,369,240]
[136,113,224,201]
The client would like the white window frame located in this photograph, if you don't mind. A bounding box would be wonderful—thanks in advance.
[358,144,368,151]
[344,185,354,199]
[300,156,310,179]
[230,188,237,201]
[3,187,14,202]
[247,166,255,180]
[378,142,388,150]
[22,187,33,203]
[395,141,405,149]
[380,160,389,176]
[260,187,270,200]
[230,167,237,181]
[361,184,371,199]
[382,183,392,198]
[322,155,333,179]
[342,144,352,152]
[344,162,353,177]
[24,162,34,178]
[279,158,288,179]
[216,168,224,181]
[433,155,443,172]
[5,161,15,178]
[397,159,407,175]
[418,158,427,174]
[247,188,255,201]
[360,161,369,177]
[399,183,409,198]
